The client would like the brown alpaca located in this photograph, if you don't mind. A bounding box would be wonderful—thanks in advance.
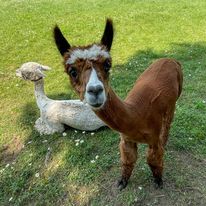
[53,19,183,190]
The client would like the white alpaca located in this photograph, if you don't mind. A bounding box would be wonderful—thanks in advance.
[16,62,105,135]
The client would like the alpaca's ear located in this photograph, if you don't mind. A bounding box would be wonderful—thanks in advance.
[101,18,114,51]
[36,68,46,79]
[53,25,71,56]
[41,65,51,71]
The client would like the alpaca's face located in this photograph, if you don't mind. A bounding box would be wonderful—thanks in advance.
[54,19,113,109]
[63,44,112,108]
[16,62,50,81]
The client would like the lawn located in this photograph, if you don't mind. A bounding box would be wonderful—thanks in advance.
[0,0,206,205]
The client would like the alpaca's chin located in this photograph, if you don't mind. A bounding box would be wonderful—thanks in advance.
[89,102,105,110]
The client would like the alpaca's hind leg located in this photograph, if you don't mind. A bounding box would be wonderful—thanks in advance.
[160,107,175,147]
[117,136,137,190]
[147,144,164,188]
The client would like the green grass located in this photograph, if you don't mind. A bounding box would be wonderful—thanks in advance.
[0,0,206,205]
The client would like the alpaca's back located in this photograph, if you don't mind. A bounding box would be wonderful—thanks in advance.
[126,58,183,115]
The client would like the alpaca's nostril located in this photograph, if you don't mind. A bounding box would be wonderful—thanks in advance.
[87,85,103,96]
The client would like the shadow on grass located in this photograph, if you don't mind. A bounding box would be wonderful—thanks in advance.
[1,42,206,205]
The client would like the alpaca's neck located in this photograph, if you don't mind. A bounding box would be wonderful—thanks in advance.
[94,88,140,134]
[34,79,50,108]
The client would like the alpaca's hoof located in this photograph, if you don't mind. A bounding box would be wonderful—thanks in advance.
[117,177,128,190]
[154,177,163,189]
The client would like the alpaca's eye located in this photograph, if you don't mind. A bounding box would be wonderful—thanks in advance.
[69,67,78,79]
[103,59,111,72]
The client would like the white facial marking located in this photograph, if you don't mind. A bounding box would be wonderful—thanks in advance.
[66,44,110,65]
[85,68,106,109]
[87,68,103,88]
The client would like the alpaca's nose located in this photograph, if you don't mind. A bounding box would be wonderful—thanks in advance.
[87,85,103,96]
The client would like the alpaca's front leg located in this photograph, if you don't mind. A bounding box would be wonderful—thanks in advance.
[117,136,137,190]
[146,144,164,188]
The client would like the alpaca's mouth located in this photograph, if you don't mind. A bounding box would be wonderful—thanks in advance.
[90,102,104,109]
[31,77,43,82]
[84,91,106,110]
[16,69,23,78]
[85,94,105,109]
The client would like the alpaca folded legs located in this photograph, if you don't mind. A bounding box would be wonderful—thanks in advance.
[147,144,164,188]
[35,118,65,135]
[117,137,137,190]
